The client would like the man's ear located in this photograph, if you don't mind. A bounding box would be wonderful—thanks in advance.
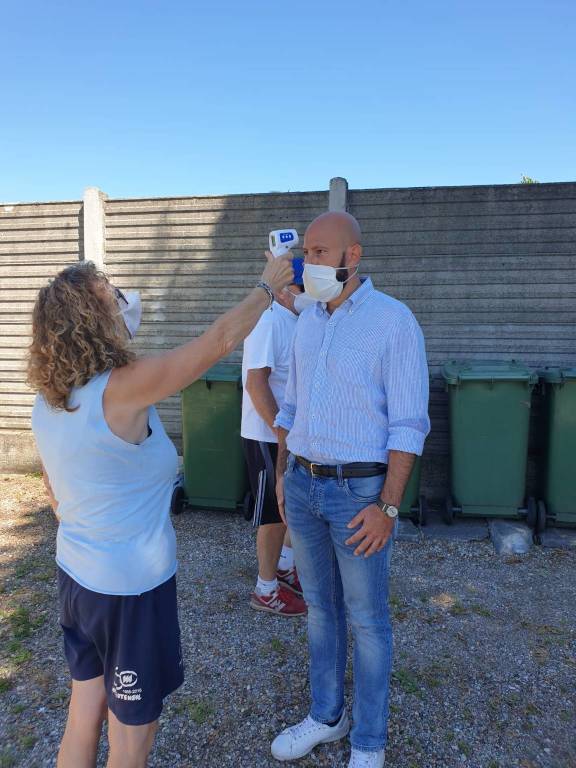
[348,243,362,267]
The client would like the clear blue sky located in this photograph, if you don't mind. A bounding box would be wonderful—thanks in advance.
[1,0,574,202]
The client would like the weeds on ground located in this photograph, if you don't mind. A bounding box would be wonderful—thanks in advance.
[171,695,215,725]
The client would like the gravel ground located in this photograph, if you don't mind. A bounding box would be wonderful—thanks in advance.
[1,473,575,768]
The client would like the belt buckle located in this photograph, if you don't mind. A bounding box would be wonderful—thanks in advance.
[309,462,321,477]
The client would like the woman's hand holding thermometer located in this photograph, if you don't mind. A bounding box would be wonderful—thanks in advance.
[260,250,294,296]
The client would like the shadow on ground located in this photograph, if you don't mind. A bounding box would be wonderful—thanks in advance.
[1,475,575,768]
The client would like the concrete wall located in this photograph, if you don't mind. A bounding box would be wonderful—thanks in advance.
[1,181,575,502]
[104,190,330,445]
[347,183,576,497]
[0,200,83,471]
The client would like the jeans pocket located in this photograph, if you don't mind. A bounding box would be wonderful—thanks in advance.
[284,452,296,477]
[343,473,385,503]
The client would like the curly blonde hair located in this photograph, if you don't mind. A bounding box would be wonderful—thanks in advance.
[27,261,136,411]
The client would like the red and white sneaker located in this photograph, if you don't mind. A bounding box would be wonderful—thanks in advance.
[277,566,304,597]
[250,585,307,617]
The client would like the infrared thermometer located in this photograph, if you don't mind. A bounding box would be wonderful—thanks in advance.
[269,229,299,257]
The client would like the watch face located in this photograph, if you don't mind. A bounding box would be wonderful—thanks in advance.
[386,505,399,518]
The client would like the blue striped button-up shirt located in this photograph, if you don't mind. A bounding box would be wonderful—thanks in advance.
[274,277,430,464]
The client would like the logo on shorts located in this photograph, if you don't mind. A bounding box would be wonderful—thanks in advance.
[114,668,138,689]
[112,667,142,701]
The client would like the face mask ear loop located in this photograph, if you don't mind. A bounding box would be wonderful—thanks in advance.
[341,264,359,284]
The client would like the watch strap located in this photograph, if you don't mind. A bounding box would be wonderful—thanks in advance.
[377,499,398,517]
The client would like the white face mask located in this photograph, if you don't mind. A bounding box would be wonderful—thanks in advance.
[293,292,317,314]
[115,289,142,339]
[303,263,359,303]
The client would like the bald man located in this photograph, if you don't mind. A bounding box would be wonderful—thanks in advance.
[271,212,430,768]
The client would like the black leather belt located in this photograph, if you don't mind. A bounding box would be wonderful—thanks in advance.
[295,455,387,478]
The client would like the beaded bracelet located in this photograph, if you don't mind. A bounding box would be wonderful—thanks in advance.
[256,281,274,310]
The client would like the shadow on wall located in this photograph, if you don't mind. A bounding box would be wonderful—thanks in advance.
[348,182,576,503]
[92,181,576,503]
[103,190,329,455]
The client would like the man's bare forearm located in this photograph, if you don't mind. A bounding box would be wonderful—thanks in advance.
[276,427,289,477]
[246,369,278,430]
[380,450,416,508]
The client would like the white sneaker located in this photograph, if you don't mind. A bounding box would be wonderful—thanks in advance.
[348,747,386,767]
[271,710,350,761]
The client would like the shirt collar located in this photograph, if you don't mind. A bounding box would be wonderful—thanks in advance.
[273,300,298,319]
[316,276,374,315]
[348,276,374,308]
[315,277,375,315]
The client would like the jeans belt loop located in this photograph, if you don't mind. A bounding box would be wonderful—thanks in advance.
[336,463,344,486]
[310,462,320,478]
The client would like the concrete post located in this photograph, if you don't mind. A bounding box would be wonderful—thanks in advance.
[83,187,107,269]
[329,177,348,212]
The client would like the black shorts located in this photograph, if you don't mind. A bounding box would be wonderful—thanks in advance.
[242,438,281,526]
[58,567,184,725]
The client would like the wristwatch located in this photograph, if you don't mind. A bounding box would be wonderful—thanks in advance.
[376,500,399,518]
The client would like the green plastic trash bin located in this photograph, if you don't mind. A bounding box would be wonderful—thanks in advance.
[399,456,428,526]
[535,367,576,532]
[441,360,538,523]
[179,363,249,512]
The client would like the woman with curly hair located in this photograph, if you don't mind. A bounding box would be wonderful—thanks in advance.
[28,254,293,768]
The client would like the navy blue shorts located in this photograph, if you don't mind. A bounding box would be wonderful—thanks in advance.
[242,438,281,526]
[58,567,184,725]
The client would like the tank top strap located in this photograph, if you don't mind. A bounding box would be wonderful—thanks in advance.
[84,368,114,416]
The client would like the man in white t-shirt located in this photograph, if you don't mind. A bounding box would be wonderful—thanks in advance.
[241,258,312,616]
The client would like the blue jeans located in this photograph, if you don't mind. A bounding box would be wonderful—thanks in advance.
[284,454,397,752]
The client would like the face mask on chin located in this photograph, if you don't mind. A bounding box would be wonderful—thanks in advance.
[115,288,142,339]
[292,292,317,314]
[281,287,316,315]
[303,262,359,303]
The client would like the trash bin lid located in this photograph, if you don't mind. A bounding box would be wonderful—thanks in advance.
[538,367,576,384]
[198,363,242,384]
[441,360,538,385]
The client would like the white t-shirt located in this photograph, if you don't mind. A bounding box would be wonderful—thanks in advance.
[241,302,298,443]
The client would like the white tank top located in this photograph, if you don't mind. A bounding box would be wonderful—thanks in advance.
[31,370,179,595]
